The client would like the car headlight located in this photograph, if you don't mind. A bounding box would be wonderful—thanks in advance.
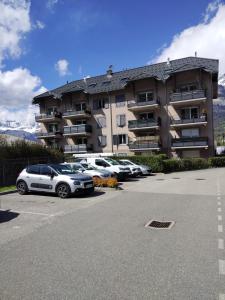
[73,180,81,185]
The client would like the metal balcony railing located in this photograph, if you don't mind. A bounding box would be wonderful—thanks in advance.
[171,137,208,147]
[36,131,62,138]
[129,141,160,150]
[63,110,91,117]
[64,144,93,153]
[63,124,92,135]
[35,112,62,121]
[128,119,159,129]
[170,89,206,102]
[171,115,207,125]
[127,99,159,108]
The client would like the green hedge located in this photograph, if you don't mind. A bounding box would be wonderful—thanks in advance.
[208,156,225,168]
[162,158,209,173]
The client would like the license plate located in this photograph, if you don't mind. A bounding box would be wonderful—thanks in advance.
[86,184,93,188]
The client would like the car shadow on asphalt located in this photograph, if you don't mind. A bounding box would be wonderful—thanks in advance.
[0,210,19,223]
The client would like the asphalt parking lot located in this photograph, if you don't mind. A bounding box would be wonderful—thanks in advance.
[0,168,225,299]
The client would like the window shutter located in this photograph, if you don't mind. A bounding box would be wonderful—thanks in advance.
[113,135,118,146]
[104,98,109,109]
[116,115,120,127]
[121,115,126,126]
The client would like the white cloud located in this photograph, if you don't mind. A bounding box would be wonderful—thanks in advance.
[0,67,47,127]
[0,0,31,66]
[46,0,58,10]
[55,59,70,76]
[152,0,225,75]
[34,20,45,30]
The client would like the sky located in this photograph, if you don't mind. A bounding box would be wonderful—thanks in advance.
[0,0,225,128]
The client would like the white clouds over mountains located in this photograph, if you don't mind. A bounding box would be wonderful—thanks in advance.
[0,0,46,128]
[153,0,225,75]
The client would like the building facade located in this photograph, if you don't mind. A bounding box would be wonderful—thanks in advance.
[33,57,219,158]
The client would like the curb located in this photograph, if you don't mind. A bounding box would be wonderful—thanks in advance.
[0,190,17,196]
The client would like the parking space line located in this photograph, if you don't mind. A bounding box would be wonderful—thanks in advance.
[218,201,221,206]
[218,207,222,212]
[218,239,224,250]
[218,225,223,233]
[219,294,225,300]
[0,209,55,217]
[219,260,225,275]
[217,196,221,200]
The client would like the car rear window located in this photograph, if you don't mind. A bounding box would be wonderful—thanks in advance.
[26,165,40,174]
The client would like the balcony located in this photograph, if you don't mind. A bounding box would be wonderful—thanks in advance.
[129,141,160,151]
[36,131,62,139]
[63,124,92,136]
[63,110,91,119]
[171,137,208,149]
[64,144,93,153]
[170,116,207,128]
[170,89,206,106]
[127,99,160,111]
[128,119,159,131]
[35,112,62,123]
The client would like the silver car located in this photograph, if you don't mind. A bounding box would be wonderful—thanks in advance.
[16,164,94,198]
[63,162,112,178]
[118,159,151,175]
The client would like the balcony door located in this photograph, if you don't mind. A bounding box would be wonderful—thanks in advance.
[181,128,199,137]
[180,107,199,120]
[75,102,86,111]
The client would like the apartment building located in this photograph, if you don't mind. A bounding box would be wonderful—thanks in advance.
[33,57,218,158]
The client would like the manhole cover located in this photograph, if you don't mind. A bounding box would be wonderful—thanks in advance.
[172,177,180,179]
[145,220,175,229]
[195,178,206,180]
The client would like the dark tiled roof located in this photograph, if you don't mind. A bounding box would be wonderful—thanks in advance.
[33,57,218,103]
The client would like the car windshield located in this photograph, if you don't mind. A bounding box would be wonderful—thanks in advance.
[50,164,77,175]
[119,160,130,165]
[105,158,119,165]
[81,163,97,170]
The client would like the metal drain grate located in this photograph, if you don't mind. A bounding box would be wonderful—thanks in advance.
[195,178,206,180]
[156,179,165,181]
[172,177,180,180]
[145,220,175,229]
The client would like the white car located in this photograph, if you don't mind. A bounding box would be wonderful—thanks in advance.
[63,162,112,178]
[77,157,131,180]
[16,164,94,198]
[118,159,152,175]
[118,160,142,177]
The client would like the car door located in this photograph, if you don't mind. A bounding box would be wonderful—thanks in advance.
[38,165,57,192]
[26,165,41,190]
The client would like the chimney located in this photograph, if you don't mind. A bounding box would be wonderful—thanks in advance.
[106,65,113,79]
[195,51,197,57]
[167,57,171,67]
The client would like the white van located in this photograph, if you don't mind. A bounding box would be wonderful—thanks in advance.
[78,157,131,180]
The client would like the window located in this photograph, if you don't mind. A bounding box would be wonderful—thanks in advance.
[40,166,52,176]
[181,128,199,137]
[179,83,197,93]
[115,94,125,107]
[77,137,87,144]
[47,107,57,116]
[93,98,109,110]
[48,123,58,133]
[27,165,40,174]
[113,134,127,145]
[139,112,154,120]
[95,159,110,167]
[138,91,154,102]
[98,135,107,147]
[96,116,106,128]
[74,120,86,125]
[181,107,199,120]
[75,102,86,111]
[116,115,126,127]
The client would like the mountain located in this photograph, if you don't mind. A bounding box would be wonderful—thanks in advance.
[214,74,225,140]
[0,121,39,142]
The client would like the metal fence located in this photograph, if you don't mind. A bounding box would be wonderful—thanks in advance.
[0,157,62,187]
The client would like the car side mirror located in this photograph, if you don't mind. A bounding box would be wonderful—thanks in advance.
[50,173,55,179]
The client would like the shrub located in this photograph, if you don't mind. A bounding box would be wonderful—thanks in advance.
[93,177,118,188]
[163,158,209,173]
[162,159,183,173]
[208,156,225,167]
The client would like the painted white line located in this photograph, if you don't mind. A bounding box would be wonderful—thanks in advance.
[218,201,222,206]
[218,225,223,233]
[218,239,224,250]
[5,210,55,217]
[219,260,225,275]
[218,215,223,221]
[217,196,221,200]
[219,294,225,300]
[218,207,222,213]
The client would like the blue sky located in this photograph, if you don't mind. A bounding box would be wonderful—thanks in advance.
[0,0,225,127]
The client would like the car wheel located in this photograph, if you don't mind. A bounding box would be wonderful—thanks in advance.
[17,180,28,195]
[56,183,71,198]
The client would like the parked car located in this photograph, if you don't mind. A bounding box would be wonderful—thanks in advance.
[78,157,131,180]
[118,159,152,175]
[16,164,94,198]
[118,160,142,177]
[62,162,112,178]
